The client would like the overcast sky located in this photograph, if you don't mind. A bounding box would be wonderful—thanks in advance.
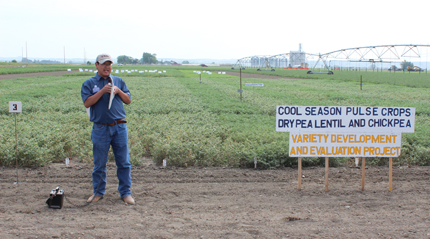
[1,0,428,61]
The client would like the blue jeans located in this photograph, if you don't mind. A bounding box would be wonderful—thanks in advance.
[91,122,132,198]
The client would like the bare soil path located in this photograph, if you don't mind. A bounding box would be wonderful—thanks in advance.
[0,71,77,80]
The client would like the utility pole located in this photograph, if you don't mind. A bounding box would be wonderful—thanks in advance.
[64,46,66,64]
[26,41,28,64]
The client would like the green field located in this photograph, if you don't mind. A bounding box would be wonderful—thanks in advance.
[228,67,430,88]
[1,65,430,168]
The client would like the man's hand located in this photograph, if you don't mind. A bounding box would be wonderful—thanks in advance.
[114,86,131,104]
[101,84,113,94]
[84,84,113,108]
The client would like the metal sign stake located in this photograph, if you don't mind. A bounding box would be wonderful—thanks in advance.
[15,112,18,183]
[9,101,22,184]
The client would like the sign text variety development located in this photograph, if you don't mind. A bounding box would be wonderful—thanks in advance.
[288,133,401,157]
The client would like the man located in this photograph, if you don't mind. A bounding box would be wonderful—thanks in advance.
[81,54,134,205]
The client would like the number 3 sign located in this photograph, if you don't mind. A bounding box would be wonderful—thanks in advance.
[9,101,22,113]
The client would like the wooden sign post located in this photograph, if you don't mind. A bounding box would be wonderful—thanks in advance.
[361,157,366,191]
[298,157,302,190]
[325,157,329,192]
[389,157,393,191]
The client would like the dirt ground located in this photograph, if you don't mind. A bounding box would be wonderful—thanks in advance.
[1,158,430,238]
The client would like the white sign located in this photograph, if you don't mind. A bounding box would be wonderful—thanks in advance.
[9,101,22,113]
[245,83,264,87]
[289,133,402,157]
[276,106,415,133]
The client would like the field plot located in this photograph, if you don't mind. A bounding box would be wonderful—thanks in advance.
[1,67,430,238]
[229,67,430,88]
[1,67,430,167]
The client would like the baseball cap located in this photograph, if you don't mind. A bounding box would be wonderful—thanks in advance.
[96,54,113,64]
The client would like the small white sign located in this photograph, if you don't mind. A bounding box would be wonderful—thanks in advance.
[245,83,264,87]
[9,101,22,113]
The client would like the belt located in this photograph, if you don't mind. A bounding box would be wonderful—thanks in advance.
[95,119,127,126]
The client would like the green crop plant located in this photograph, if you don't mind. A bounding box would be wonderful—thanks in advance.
[1,66,430,168]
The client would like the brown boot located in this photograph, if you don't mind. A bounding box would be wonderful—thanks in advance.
[87,194,103,203]
[122,195,135,205]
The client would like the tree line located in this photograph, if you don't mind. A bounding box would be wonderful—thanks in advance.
[117,52,158,65]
